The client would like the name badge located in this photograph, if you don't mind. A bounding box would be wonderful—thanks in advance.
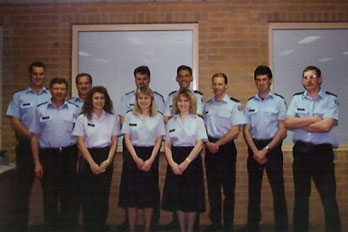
[87,123,95,127]
[297,108,305,111]
[21,102,33,108]
[249,109,255,112]
[169,129,175,133]
[204,111,209,114]
[129,123,137,126]
[41,116,50,120]
[129,103,134,106]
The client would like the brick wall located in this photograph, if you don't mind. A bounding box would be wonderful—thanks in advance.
[1,0,348,229]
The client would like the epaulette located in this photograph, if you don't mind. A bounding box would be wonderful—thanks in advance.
[154,91,163,98]
[293,91,304,96]
[274,93,284,99]
[67,101,79,108]
[168,90,177,96]
[194,90,203,95]
[125,90,134,95]
[157,111,164,115]
[325,91,337,97]
[247,96,255,101]
[230,97,240,102]
[206,99,213,103]
[126,109,132,113]
[13,89,24,94]
[37,101,48,107]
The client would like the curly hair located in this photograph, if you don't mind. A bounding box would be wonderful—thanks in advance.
[81,86,113,120]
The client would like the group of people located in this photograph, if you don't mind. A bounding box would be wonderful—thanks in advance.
[6,62,341,232]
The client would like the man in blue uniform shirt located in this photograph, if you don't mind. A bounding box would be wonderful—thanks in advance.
[203,73,245,232]
[242,66,288,232]
[285,66,341,232]
[6,61,51,232]
[30,77,80,232]
[68,73,93,109]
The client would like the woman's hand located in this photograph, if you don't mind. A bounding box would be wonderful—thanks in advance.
[170,161,182,175]
[135,157,145,170]
[141,159,153,172]
[178,159,190,173]
[89,161,103,175]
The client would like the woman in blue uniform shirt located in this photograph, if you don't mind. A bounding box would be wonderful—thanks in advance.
[119,87,165,232]
[162,89,207,232]
[72,86,120,232]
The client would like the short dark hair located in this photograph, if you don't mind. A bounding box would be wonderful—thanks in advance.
[49,77,68,89]
[75,73,93,85]
[302,65,321,77]
[29,61,46,72]
[254,65,273,80]
[134,66,150,77]
[212,73,228,84]
[82,86,113,120]
[177,65,192,76]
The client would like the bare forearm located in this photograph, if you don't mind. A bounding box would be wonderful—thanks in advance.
[11,117,31,138]
[31,134,40,165]
[285,115,321,129]
[186,140,203,162]
[243,125,258,154]
[304,118,334,133]
[107,136,118,161]
[77,137,95,165]
[216,125,240,147]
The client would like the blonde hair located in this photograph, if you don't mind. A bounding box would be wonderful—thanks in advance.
[171,89,197,115]
[132,87,158,116]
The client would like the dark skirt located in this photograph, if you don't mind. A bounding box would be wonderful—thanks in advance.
[161,146,205,213]
[118,145,160,208]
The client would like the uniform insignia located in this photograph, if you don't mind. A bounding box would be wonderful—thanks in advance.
[334,98,339,106]
[194,90,203,95]
[274,93,284,99]
[238,105,242,111]
[37,101,48,107]
[41,116,50,120]
[297,108,305,111]
[129,123,137,126]
[126,110,132,113]
[168,90,177,96]
[249,109,255,112]
[325,91,337,97]
[293,91,304,96]
[87,123,95,127]
[125,90,134,95]
[169,129,175,133]
[204,111,209,114]
[67,101,79,108]
[230,97,240,102]
[129,103,134,106]
[22,103,31,106]
[154,91,164,98]
[247,96,255,101]
[158,111,164,115]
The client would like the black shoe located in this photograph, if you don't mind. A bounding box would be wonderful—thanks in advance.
[204,223,223,232]
[117,221,129,231]
[235,227,248,232]
[159,220,179,230]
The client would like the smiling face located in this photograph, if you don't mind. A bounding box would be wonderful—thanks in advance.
[212,76,227,98]
[137,92,152,112]
[51,83,67,103]
[302,70,322,93]
[30,66,45,89]
[77,75,92,97]
[176,69,193,89]
[255,74,272,95]
[135,73,150,88]
[92,92,105,111]
[177,94,190,114]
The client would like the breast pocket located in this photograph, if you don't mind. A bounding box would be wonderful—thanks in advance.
[64,115,76,133]
[295,107,308,117]
[39,115,54,131]
[264,107,278,123]
[216,110,231,125]
[20,102,34,114]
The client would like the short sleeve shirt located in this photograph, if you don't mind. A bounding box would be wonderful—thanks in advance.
[6,87,51,129]
[165,114,208,147]
[121,112,165,147]
[286,89,339,146]
[29,100,80,148]
[72,111,120,148]
[244,92,286,140]
[203,95,245,138]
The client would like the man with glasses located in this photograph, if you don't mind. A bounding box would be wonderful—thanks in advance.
[285,66,341,232]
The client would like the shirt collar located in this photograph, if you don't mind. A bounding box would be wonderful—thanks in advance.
[92,110,106,121]
[25,86,49,95]
[213,94,229,103]
[255,91,274,101]
[47,99,68,109]
[303,89,324,100]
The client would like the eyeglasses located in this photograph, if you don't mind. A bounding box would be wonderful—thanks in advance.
[303,75,318,80]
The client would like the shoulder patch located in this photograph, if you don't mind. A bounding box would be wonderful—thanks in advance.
[230,97,240,102]
[194,90,203,95]
[247,96,255,101]
[154,91,163,98]
[67,101,79,108]
[274,93,284,99]
[325,91,337,97]
[169,90,177,96]
[125,90,134,96]
[37,101,48,107]
[293,91,304,96]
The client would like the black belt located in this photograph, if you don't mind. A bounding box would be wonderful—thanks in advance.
[41,145,76,153]
[295,141,332,150]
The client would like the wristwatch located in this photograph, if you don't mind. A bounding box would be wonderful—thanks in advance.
[265,146,270,152]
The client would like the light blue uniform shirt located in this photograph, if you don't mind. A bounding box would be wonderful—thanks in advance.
[118,89,165,116]
[29,100,80,148]
[72,111,121,148]
[287,89,339,146]
[68,96,84,110]
[165,114,208,147]
[164,89,204,116]
[121,112,165,147]
[203,95,245,139]
[6,87,51,129]
[244,92,286,140]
